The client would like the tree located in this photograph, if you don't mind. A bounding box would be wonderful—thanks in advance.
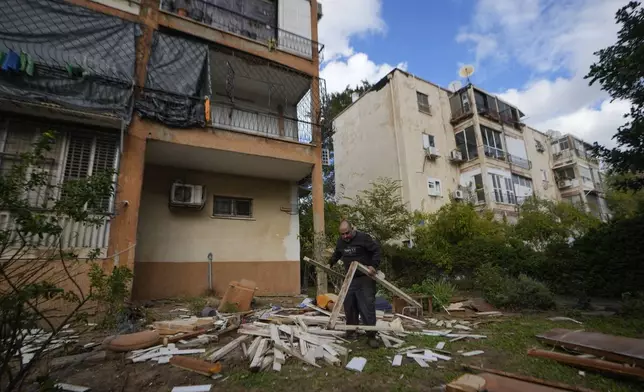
[0,132,117,391]
[340,177,413,244]
[586,1,644,190]
[604,173,644,219]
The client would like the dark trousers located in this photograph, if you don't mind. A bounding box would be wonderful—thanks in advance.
[344,275,377,337]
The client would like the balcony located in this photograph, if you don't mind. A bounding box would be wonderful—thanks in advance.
[484,145,506,161]
[450,105,473,124]
[508,154,532,170]
[557,178,580,189]
[209,45,323,144]
[159,0,324,61]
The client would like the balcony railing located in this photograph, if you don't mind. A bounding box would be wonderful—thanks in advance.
[508,154,532,170]
[212,102,313,144]
[159,0,324,61]
[484,145,506,161]
[450,105,473,122]
[553,149,574,161]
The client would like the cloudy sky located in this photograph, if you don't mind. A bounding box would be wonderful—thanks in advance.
[318,0,629,147]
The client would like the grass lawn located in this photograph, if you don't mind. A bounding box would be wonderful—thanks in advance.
[219,314,644,392]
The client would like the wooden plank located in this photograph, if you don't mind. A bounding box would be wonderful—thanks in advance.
[528,349,644,380]
[247,337,261,358]
[392,354,402,366]
[413,357,429,368]
[208,335,249,361]
[327,261,358,329]
[170,356,222,376]
[464,365,598,392]
[250,339,268,369]
[355,263,422,309]
[394,313,426,325]
[299,337,308,356]
[273,339,320,368]
[303,256,344,278]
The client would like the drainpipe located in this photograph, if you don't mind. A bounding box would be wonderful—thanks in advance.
[207,252,213,292]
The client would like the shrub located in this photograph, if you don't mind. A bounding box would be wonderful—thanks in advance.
[474,264,555,310]
[408,277,456,311]
[89,264,134,328]
[621,292,644,316]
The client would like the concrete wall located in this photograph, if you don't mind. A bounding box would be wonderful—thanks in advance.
[333,80,401,202]
[525,127,560,201]
[391,72,461,213]
[132,164,300,299]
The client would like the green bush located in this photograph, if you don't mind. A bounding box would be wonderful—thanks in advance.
[474,264,555,310]
[408,277,455,311]
[89,264,134,328]
[621,292,644,316]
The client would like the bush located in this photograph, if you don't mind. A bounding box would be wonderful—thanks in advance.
[620,292,644,316]
[474,264,555,310]
[408,277,456,311]
[89,264,134,328]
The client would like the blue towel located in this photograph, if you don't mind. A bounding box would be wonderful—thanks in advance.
[1,50,20,72]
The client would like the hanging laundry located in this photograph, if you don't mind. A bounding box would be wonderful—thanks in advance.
[19,52,34,76]
[1,50,20,72]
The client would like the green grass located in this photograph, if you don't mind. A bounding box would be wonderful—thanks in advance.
[215,314,644,392]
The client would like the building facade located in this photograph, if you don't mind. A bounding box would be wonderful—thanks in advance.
[0,0,326,299]
[333,69,609,222]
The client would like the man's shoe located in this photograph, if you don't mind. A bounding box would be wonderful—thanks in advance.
[345,332,358,341]
[368,337,380,348]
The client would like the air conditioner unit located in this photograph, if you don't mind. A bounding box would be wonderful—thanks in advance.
[425,146,440,159]
[169,182,206,209]
[453,190,464,200]
[449,150,463,162]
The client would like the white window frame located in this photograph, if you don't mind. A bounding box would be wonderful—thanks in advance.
[489,173,504,203]
[481,126,505,160]
[427,178,442,197]
[422,133,435,149]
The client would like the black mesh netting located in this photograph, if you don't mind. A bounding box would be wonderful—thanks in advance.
[0,0,140,120]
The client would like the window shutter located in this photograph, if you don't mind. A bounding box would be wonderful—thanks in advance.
[92,133,118,175]
[64,133,93,181]
[422,134,430,149]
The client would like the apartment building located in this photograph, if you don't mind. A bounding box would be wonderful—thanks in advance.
[0,0,326,299]
[333,69,609,222]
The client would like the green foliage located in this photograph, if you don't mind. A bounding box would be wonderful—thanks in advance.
[586,2,644,191]
[298,197,344,259]
[514,198,600,251]
[0,132,115,391]
[474,264,555,310]
[621,292,644,316]
[187,296,208,316]
[88,264,134,328]
[604,173,644,219]
[340,177,413,244]
[409,277,455,311]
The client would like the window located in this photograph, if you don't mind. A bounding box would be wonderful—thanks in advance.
[62,132,119,213]
[556,167,576,180]
[427,178,442,196]
[416,92,431,114]
[558,137,570,151]
[422,133,435,149]
[455,126,478,161]
[213,196,253,218]
[481,126,505,160]
[489,173,504,203]
[579,166,592,183]
[512,174,533,190]
[473,174,485,203]
[540,169,548,182]
[504,177,517,204]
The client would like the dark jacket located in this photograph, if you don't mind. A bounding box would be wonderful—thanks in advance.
[330,231,381,276]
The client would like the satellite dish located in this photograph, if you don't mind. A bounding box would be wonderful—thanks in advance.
[448,81,462,92]
[458,64,475,83]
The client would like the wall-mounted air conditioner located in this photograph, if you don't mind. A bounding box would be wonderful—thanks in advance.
[453,190,464,200]
[558,179,573,188]
[425,146,440,159]
[449,150,464,162]
[169,182,206,210]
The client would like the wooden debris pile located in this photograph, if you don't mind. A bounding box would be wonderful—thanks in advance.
[18,325,81,365]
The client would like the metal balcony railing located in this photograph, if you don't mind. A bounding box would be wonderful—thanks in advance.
[160,0,324,61]
[212,102,313,144]
[553,149,574,161]
[508,154,532,170]
[484,145,506,161]
[450,105,473,122]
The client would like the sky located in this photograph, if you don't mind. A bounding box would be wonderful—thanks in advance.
[318,0,630,148]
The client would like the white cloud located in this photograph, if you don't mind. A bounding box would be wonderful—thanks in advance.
[317,0,404,94]
[457,0,629,147]
[318,0,386,60]
[321,53,407,93]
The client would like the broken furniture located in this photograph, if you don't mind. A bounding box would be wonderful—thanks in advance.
[218,279,257,312]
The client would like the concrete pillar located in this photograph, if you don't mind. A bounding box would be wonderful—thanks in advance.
[310,0,327,294]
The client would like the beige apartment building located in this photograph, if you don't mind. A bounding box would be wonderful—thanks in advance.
[333,69,609,222]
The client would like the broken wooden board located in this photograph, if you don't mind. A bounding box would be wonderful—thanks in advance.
[170,356,222,376]
[464,365,598,392]
[536,328,644,367]
[447,373,570,392]
[303,256,345,278]
[528,349,644,380]
[355,263,422,309]
[327,261,358,329]
[208,335,249,361]
[153,318,214,333]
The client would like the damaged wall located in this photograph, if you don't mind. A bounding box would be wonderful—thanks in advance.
[132,164,300,299]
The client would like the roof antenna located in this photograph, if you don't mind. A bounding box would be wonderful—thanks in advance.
[458,64,475,85]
